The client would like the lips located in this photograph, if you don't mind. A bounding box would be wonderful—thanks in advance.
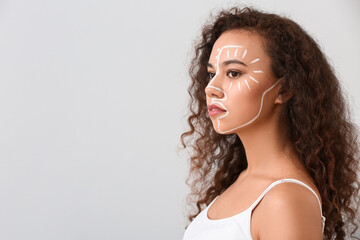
[208,104,227,117]
[208,104,226,111]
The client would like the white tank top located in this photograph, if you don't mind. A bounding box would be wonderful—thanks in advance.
[183,178,326,240]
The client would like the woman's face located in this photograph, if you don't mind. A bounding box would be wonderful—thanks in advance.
[205,29,281,134]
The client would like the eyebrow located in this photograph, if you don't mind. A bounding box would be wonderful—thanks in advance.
[207,59,248,68]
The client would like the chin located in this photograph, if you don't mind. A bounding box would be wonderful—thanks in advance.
[213,121,253,135]
[213,125,237,135]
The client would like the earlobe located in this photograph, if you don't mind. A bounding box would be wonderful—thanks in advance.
[275,92,293,104]
[275,95,283,104]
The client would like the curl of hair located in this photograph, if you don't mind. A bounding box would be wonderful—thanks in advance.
[180,6,360,239]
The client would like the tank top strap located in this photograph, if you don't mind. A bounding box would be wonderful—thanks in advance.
[249,178,326,233]
[249,178,323,213]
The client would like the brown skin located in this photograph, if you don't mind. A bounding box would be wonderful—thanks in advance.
[206,29,298,178]
[205,31,323,239]
[207,171,323,239]
[181,6,360,240]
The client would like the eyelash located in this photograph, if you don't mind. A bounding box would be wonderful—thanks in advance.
[208,72,216,79]
[208,70,243,80]
[228,70,242,78]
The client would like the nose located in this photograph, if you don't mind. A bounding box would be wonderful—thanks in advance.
[205,77,225,99]
[205,85,225,99]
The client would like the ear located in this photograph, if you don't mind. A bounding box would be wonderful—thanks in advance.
[275,92,293,104]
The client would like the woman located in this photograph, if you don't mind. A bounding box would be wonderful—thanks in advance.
[181,6,360,240]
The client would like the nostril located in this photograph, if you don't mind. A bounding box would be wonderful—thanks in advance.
[211,92,219,98]
[205,85,224,99]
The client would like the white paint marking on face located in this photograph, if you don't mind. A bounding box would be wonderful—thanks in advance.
[234,48,238,57]
[249,76,259,83]
[250,58,260,64]
[245,79,251,90]
[206,45,245,114]
[228,81,233,91]
[242,49,247,59]
[206,44,280,134]
[211,101,227,114]
[207,45,244,88]
[227,50,230,58]
[215,78,281,134]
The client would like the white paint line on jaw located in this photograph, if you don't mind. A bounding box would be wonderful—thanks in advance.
[216,78,281,134]
[205,44,271,133]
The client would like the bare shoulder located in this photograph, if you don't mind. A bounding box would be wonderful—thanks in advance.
[256,181,324,240]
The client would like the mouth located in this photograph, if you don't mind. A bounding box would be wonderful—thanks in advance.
[208,104,227,116]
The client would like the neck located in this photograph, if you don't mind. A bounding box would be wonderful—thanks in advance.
[235,112,304,179]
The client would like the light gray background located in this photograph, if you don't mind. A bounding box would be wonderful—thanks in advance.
[0,0,359,239]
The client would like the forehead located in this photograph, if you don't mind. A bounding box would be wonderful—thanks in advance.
[210,29,266,60]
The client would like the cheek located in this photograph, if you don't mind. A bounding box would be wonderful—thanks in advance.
[226,83,264,110]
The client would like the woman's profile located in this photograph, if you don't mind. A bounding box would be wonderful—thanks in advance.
[181,6,360,240]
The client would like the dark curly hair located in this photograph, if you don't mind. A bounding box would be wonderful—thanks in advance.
[180,6,360,240]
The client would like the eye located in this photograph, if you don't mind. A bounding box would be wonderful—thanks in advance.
[208,72,216,80]
[227,70,242,79]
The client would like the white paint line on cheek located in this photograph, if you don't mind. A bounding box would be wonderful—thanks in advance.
[208,44,267,134]
[244,79,251,90]
[217,78,281,134]
[228,81,233,91]
[250,58,260,64]
[208,45,271,134]
[249,76,259,83]
[242,49,247,59]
